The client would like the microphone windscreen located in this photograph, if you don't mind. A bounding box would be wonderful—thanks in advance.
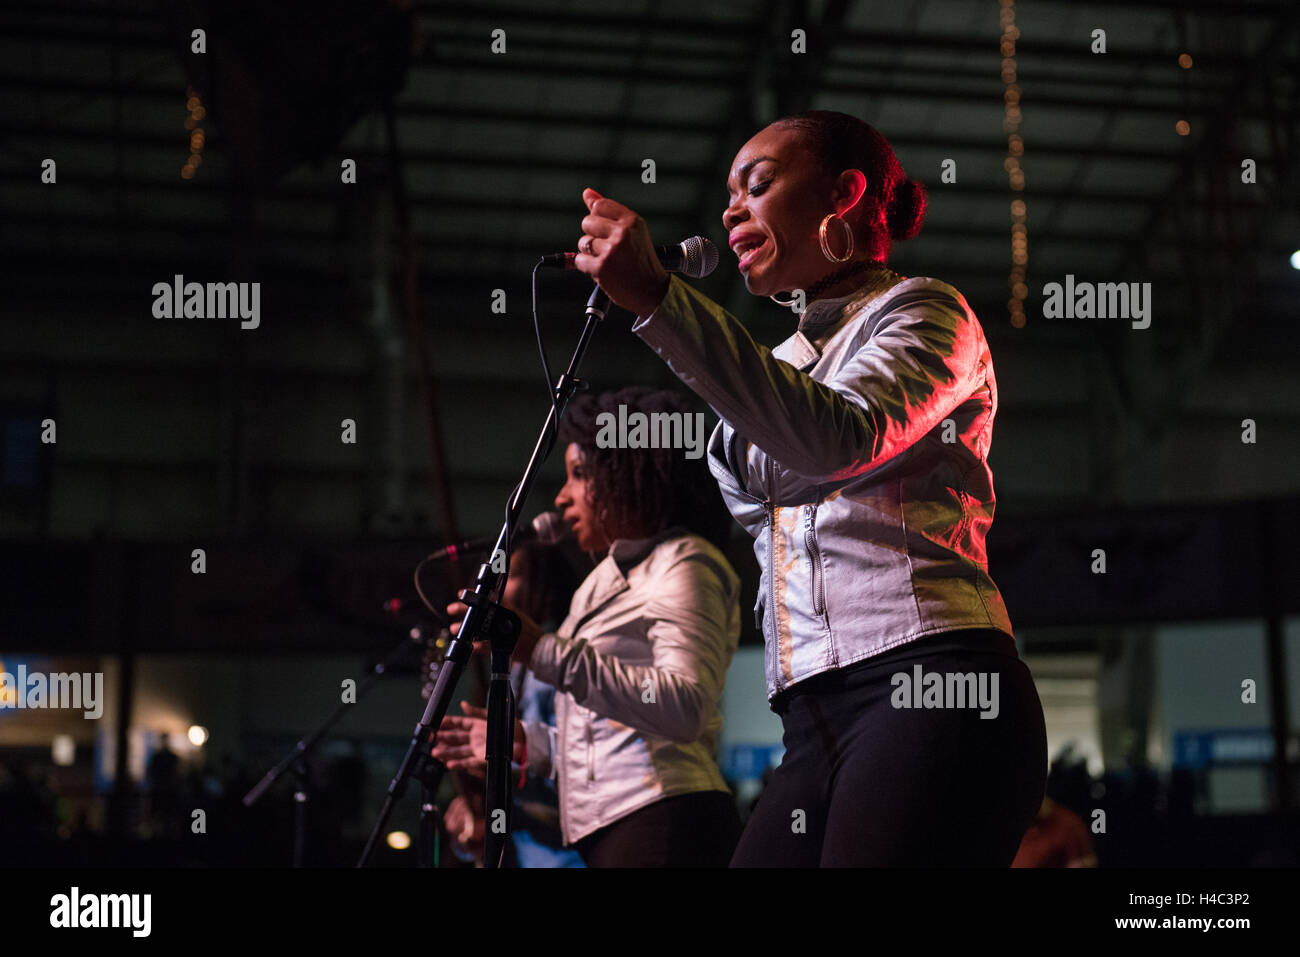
[679,236,719,279]
[530,510,570,545]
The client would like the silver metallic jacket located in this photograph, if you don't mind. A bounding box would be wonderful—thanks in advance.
[526,531,739,845]
[633,274,1014,702]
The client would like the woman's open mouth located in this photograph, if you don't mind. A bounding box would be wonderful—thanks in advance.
[736,238,768,271]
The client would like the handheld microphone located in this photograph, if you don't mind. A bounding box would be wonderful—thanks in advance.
[427,511,569,563]
[541,236,719,279]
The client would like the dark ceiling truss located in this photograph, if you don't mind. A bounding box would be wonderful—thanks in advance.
[0,13,1285,111]
[1077,3,1299,500]
[8,162,1273,215]
[2,2,1296,319]
[0,110,1216,164]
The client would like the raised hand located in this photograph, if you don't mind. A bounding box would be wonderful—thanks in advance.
[574,187,672,317]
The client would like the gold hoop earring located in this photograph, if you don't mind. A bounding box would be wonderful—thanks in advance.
[819,213,854,263]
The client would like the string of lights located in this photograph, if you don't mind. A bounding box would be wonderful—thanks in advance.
[182,84,206,180]
[1000,0,1027,328]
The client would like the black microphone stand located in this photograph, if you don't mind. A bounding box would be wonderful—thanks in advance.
[243,628,425,866]
[415,736,449,867]
[358,283,610,868]
[414,623,452,868]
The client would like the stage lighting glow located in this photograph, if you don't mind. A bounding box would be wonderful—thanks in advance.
[386,831,411,850]
[188,725,209,747]
[52,735,76,766]
[1290,250,1300,270]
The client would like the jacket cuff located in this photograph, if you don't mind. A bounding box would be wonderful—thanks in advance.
[631,274,691,354]
[521,719,553,779]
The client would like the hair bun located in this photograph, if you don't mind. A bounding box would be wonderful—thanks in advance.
[888,178,927,241]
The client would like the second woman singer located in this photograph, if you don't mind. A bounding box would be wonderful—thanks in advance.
[436,387,743,867]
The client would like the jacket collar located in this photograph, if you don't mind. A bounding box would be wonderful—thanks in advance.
[771,330,817,371]
[796,293,856,342]
[774,304,847,372]
[608,525,679,571]
[581,526,682,613]
[775,276,911,371]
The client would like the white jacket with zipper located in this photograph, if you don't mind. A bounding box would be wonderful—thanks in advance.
[525,530,739,846]
[631,273,1015,702]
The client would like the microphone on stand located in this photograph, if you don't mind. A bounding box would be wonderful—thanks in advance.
[527,510,569,546]
[427,510,569,563]
[540,235,719,279]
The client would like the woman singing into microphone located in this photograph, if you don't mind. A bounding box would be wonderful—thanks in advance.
[437,387,743,867]
[569,110,1047,866]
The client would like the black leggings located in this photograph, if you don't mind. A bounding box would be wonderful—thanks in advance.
[731,629,1047,867]
[574,790,742,867]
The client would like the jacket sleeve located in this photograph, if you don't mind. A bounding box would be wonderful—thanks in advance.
[520,719,556,780]
[527,551,737,745]
[632,275,982,486]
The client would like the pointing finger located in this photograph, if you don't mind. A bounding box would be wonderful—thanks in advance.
[583,188,628,220]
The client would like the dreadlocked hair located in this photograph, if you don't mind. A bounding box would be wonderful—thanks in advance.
[557,386,732,551]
